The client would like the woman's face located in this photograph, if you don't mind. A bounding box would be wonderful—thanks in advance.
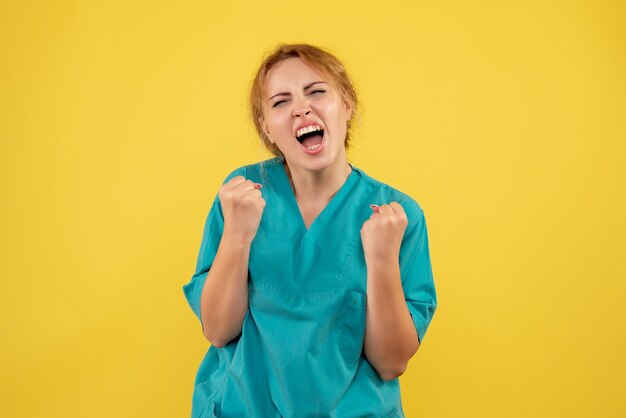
[261,57,353,173]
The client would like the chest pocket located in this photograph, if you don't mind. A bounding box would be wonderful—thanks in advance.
[339,290,368,365]
[249,223,363,294]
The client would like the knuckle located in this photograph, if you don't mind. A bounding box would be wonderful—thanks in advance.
[392,202,403,210]
[228,175,245,186]
[220,189,233,200]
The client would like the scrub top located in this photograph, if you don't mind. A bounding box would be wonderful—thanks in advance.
[183,156,437,418]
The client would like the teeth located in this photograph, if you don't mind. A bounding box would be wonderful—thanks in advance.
[296,124,322,138]
[306,143,322,151]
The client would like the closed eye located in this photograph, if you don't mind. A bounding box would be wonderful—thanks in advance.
[271,90,326,108]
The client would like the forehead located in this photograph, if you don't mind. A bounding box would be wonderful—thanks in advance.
[264,57,329,95]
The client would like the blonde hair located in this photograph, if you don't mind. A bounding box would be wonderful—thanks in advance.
[249,43,360,157]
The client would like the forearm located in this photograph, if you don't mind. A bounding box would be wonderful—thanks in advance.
[363,257,419,380]
[200,227,251,347]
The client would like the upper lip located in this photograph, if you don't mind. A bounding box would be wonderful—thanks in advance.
[294,121,323,138]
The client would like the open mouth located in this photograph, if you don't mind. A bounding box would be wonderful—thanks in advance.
[296,128,325,151]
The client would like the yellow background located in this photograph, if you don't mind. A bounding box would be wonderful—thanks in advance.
[1,1,625,417]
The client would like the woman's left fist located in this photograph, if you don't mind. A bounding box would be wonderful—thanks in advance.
[360,202,408,266]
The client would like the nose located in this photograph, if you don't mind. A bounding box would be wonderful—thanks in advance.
[292,96,312,118]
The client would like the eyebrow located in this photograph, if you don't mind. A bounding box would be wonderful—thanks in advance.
[268,81,328,102]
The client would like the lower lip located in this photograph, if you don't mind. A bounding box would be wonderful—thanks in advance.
[297,134,325,155]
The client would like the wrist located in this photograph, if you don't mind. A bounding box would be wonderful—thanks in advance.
[365,253,400,274]
[222,226,254,248]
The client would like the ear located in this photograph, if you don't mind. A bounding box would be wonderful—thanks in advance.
[259,118,273,143]
[343,99,354,121]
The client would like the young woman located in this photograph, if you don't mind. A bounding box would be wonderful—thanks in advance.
[183,43,438,418]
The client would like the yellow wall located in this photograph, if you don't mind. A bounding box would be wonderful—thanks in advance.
[2,1,624,417]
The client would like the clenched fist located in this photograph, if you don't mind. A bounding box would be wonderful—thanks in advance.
[360,202,408,266]
[218,176,265,245]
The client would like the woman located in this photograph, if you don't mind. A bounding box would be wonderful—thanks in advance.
[183,43,437,418]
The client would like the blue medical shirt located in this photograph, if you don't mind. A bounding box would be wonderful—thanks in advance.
[183,157,437,418]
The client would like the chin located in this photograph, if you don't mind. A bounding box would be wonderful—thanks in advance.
[282,140,344,172]
[303,149,338,169]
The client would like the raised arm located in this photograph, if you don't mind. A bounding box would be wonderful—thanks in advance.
[182,173,265,347]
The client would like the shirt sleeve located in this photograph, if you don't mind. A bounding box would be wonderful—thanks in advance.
[182,196,224,334]
[181,167,245,334]
[399,209,438,344]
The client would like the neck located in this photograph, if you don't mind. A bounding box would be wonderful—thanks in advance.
[284,158,352,205]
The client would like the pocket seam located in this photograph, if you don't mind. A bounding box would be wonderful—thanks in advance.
[339,291,367,365]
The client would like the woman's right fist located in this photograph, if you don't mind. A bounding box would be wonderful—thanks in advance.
[218,176,265,244]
